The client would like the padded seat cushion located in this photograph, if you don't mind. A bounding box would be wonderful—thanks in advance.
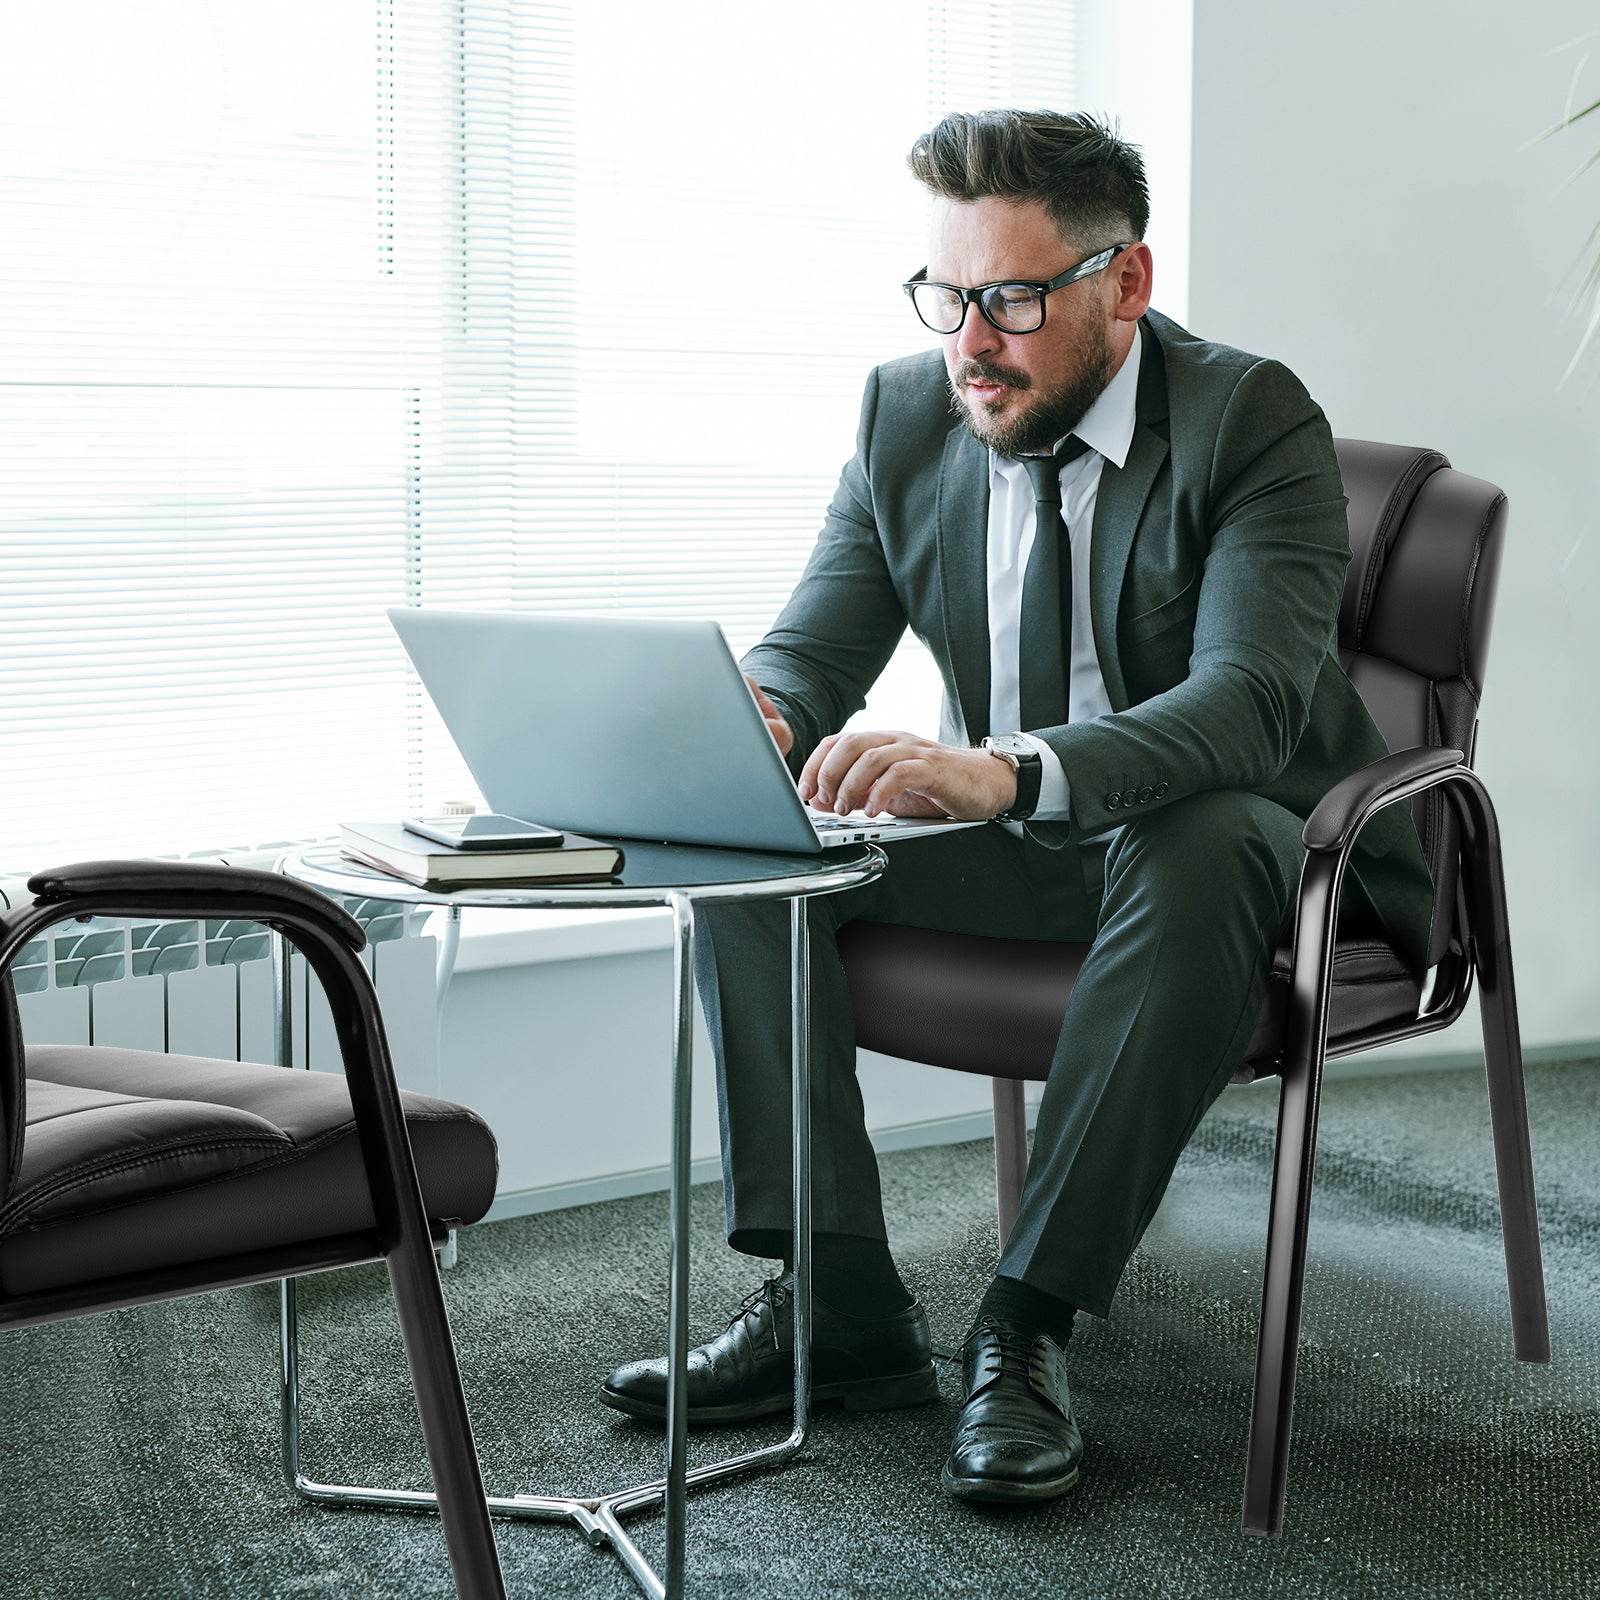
[837,922,1423,1090]
[1238,937,1423,1082]
[8,1079,294,1227]
[1,1044,498,1296]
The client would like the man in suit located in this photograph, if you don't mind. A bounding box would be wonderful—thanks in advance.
[602,109,1436,1504]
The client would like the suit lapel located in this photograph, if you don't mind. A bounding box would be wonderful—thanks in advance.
[936,422,992,744]
[1086,318,1170,711]
[934,314,1171,737]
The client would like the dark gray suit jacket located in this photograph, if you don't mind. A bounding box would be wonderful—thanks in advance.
[741,306,1436,981]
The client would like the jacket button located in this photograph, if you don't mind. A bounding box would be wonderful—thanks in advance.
[1155,781,1169,798]
[1121,789,1138,807]
[1138,786,1153,803]
[1106,792,1121,809]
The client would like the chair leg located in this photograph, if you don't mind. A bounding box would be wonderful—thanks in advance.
[1243,846,1342,1541]
[1241,1031,1324,1539]
[992,1077,1028,1253]
[1241,768,1550,1540]
[272,925,503,1596]
[1452,779,1551,1362]
[385,1236,507,1599]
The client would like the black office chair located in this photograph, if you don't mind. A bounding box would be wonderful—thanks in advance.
[835,438,1550,1539]
[1,859,506,1599]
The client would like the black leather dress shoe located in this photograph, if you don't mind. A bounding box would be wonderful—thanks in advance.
[941,1319,1084,1503]
[600,1272,939,1425]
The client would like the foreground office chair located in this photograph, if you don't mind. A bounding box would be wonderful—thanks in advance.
[0,859,505,1599]
[836,438,1549,1539]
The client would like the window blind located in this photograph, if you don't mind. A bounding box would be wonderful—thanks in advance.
[0,0,1079,871]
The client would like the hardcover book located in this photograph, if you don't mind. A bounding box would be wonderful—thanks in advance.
[338,821,624,887]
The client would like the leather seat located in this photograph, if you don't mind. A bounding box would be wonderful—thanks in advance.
[838,922,1423,1090]
[1245,935,1420,1079]
[1,1045,497,1296]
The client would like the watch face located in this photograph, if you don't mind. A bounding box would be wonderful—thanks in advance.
[988,734,1033,757]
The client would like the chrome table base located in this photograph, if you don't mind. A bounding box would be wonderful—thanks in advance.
[273,890,820,1600]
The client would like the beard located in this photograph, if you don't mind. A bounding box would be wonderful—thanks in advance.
[946,317,1118,457]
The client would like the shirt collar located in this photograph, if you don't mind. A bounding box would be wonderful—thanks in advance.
[989,318,1142,482]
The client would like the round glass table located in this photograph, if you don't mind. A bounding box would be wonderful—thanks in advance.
[274,836,887,1600]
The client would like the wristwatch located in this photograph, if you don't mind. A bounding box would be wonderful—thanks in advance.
[981,733,1043,820]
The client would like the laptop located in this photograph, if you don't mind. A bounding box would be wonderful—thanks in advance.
[386,607,985,854]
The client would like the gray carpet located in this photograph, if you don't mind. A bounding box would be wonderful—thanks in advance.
[4,1057,1599,1599]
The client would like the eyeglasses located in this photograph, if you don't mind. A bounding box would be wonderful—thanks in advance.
[902,242,1131,335]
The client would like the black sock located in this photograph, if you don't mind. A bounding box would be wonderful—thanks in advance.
[972,1273,1077,1348]
[729,1227,914,1318]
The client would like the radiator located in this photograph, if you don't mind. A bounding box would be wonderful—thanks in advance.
[4,847,442,1096]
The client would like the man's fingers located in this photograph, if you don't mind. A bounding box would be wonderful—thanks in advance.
[743,675,794,755]
[867,773,947,819]
[802,731,943,806]
[862,754,929,815]
[798,732,840,798]
[822,740,924,812]
[805,732,876,803]
[744,673,781,713]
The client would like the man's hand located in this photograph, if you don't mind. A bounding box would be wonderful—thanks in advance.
[743,674,794,758]
[797,730,1016,821]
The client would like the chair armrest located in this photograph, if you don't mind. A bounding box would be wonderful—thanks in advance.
[25,858,365,952]
[1301,746,1465,854]
[6,861,428,1261]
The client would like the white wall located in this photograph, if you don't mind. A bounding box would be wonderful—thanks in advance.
[1076,0,1193,325]
[1188,1,1600,1057]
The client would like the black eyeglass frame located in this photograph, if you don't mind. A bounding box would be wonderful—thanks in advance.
[902,242,1133,335]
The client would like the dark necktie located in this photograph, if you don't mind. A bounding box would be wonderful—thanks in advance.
[1017,434,1093,734]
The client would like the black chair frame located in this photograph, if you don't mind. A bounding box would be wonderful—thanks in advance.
[967,745,1548,1536]
[1,861,506,1600]
[842,743,1551,1539]
[1231,745,1547,1535]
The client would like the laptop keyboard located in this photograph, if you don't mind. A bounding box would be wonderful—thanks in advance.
[807,805,920,830]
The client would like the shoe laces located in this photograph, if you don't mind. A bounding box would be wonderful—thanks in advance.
[969,1318,1054,1390]
[726,1274,789,1330]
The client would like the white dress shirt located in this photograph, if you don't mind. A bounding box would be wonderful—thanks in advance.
[987,319,1142,844]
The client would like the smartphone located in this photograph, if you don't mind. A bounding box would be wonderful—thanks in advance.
[402,814,566,851]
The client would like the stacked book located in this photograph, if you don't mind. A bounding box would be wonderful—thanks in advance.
[339,821,624,887]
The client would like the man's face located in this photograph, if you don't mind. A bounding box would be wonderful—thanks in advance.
[927,195,1146,457]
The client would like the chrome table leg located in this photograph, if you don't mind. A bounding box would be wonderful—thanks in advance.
[274,892,818,1600]
[434,906,463,1270]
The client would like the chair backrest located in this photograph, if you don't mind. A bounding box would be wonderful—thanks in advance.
[1332,438,1508,971]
